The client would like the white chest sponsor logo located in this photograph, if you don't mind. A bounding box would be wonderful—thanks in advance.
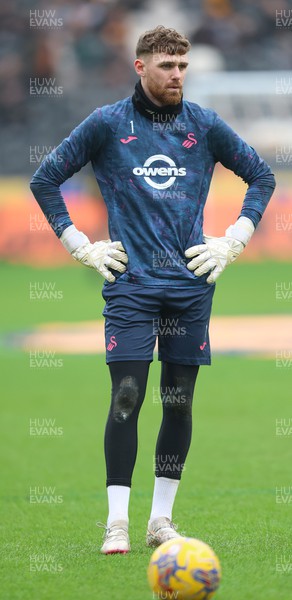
[133,154,186,189]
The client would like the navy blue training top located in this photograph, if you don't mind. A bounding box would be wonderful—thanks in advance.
[30,97,275,287]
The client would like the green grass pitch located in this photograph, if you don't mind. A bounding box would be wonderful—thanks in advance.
[0,262,291,599]
[0,260,290,332]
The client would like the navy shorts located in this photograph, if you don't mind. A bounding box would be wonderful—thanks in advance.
[102,282,215,366]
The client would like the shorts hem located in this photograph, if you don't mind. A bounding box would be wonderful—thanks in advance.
[158,355,211,366]
[106,355,153,364]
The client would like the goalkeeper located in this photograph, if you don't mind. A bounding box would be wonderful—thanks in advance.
[30,25,275,555]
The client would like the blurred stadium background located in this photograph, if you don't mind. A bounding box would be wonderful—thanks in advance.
[1,0,291,261]
[1,1,291,599]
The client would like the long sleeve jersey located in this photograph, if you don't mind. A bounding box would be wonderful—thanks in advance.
[30,97,275,287]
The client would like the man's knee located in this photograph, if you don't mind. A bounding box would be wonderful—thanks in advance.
[112,376,140,422]
[161,377,193,416]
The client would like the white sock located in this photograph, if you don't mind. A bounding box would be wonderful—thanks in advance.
[149,477,180,522]
[106,485,130,527]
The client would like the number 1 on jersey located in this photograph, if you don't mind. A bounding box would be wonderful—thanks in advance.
[130,120,134,134]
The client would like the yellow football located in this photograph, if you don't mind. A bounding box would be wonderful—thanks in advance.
[147,536,221,599]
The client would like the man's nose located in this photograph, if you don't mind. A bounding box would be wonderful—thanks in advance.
[171,66,181,79]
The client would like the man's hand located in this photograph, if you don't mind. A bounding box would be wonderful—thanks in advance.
[185,235,244,283]
[60,225,128,283]
[185,216,255,284]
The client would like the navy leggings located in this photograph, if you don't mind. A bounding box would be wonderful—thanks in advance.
[104,361,199,487]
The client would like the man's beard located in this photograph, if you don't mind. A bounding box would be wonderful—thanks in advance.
[148,79,183,106]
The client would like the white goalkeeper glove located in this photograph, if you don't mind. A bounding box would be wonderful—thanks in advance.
[185,216,255,284]
[60,225,128,283]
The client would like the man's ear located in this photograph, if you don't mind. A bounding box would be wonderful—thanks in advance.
[134,58,146,77]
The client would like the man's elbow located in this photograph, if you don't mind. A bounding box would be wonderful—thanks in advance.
[30,176,40,198]
[258,167,276,192]
[264,155,276,189]
[30,170,48,197]
[270,172,276,191]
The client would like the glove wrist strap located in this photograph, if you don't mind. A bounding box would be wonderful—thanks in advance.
[60,225,89,254]
[225,216,255,246]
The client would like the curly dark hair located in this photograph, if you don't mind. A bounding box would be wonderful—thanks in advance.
[136,25,191,57]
